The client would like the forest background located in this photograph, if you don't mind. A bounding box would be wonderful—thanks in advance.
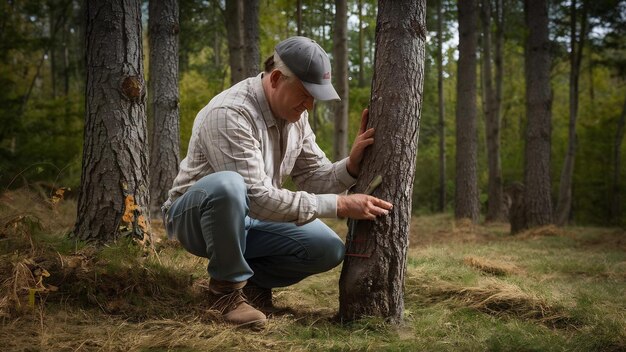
[0,0,625,227]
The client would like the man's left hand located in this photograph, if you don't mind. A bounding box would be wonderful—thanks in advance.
[347,108,374,178]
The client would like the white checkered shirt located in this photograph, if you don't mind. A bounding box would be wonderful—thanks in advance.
[166,74,355,224]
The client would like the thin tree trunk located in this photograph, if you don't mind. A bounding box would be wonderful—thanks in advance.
[333,0,349,161]
[519,0,553,233]
[455,0,480,222]
[339,0,426,323]
[610,96,626,224]
[481,0,505,222]
[556,0,587,226]
[225,0,244,85]
[358,0,365,88]
[297,0,302,36]
[149,0,180,217]
[242,0,260,77]
[74,0,151,243]
[49,2,57,98]
[437,0,446,212]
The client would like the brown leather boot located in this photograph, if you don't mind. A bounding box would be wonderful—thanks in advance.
[243,281,273,309]
[209,278,266,328]
[243,282,292,316]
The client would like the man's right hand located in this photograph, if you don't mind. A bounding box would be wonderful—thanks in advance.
[337,194,393,220]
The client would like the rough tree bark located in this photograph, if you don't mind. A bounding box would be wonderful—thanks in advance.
[148,0,180,216]
[338,0,426,323]
[437,0,446,212]
[242,0,260,77]
[519,0,553,233]
[74,0,151,243]
[333,0,349,161]
[480,0,506,222]
[225,0,245,84]
[556,0,587,226]
[455,0,480,223]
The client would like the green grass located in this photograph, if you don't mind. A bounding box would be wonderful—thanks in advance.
[1,190,625,351]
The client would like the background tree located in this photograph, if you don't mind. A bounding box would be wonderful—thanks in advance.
[437,0,447,212]
[243,0,260,77]
[149,0,180,216]
[333,0,349,160]
[455,0,480,223]
[555,0,588,226]
[224,0,245,85]
[480,0,506,222]
[73,0,150,242]
[339,0,426,323]
[519,0,553,233]
[612,96,626,224]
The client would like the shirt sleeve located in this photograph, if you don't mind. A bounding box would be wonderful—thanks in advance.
[201,107,331,224]
[291,120,356,198]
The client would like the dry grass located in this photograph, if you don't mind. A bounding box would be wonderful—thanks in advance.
[2,189,625,351]
[406,273,575,329]
[463,255,521,276]
[516,224,567,239]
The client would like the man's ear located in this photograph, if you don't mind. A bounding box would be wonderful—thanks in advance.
[269,70,282,88]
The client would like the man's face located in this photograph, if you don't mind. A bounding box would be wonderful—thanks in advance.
[271,72,315,123]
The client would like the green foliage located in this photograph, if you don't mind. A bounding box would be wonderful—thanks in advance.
[2,0,625,225]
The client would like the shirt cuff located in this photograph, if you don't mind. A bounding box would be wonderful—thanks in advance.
[336,157,357,188]
[315,194,338,218]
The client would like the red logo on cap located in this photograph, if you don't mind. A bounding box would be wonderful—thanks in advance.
[323,72,330,79]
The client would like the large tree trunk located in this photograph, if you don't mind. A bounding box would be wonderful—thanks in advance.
[556,0,587,226]
[437,0,446,212]
[481,0,506,222]
[455,0,480,223]
[519,0,553,233]
[148,0,180,217]
[74,0,151,243]
[242,0,260,77]
[333,0,349,161]
[225,0,245,85]
[338,0,425,323]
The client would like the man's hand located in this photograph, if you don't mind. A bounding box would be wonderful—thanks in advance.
[346,109,374,178]
[337,194,393,220]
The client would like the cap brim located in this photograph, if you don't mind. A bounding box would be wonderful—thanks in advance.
[301,81,341,102]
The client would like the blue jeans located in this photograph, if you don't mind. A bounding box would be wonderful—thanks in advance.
[164,171,345,288]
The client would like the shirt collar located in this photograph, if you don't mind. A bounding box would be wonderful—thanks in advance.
[253,73,279,128]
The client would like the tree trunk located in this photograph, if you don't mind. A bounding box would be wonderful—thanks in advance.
[74,0,151,243]
[338,0,426,323]
[610,96,626,224]
[333,0,349,161]
[242,0,260,77]
[520,0,553,232]
[556,0,587,226]
[437,0,446,212]
[225,0,244,85]
[455,0,480,223]
[297,0,303,36]
[149,0,180,217]
[357,0,366,88]
[481,0,505,222]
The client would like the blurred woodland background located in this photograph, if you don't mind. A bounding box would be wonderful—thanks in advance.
[1,0,625,227]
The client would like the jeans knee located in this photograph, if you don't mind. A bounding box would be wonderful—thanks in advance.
[197,171,247,206]
[312,235,345,271]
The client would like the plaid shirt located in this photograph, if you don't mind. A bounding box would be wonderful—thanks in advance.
[166,74,355,224]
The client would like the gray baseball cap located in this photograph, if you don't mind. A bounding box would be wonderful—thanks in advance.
[275,36,340,101]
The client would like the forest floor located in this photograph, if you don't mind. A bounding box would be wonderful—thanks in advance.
[1,188,625,351]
